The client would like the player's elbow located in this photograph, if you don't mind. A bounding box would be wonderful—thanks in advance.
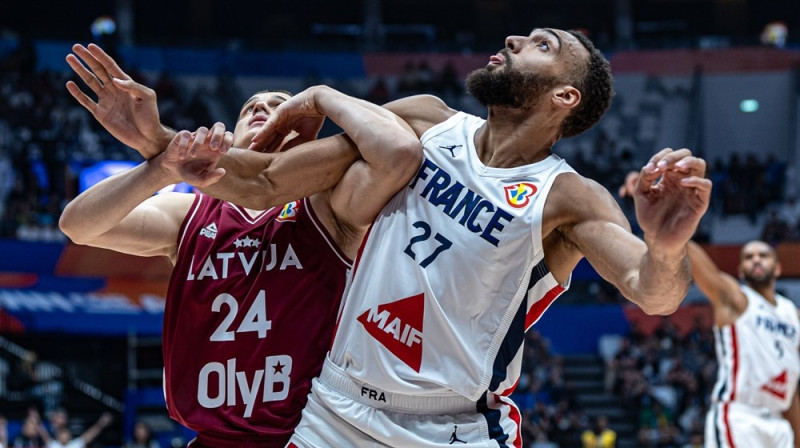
[639,291,686,316]
[58,205,88,244]
[386,139,423,181]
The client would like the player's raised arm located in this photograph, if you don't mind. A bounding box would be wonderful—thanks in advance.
[251,85,422,228]
[191,133,360,211]
[60,124,231,260]
[558,148,711,315]
[619,169,743,313]
[65,43,175,159]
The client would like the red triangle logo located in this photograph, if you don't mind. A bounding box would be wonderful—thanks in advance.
[761,370,788,400]
[357,294,424,372]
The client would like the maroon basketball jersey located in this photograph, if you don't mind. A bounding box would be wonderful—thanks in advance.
[163,195,350,447]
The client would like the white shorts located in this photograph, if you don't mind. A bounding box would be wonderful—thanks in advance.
[704,401,793,448]
[287,359,522,448]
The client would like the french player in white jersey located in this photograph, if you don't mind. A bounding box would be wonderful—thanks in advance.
[183,28,712,447]
[691,241,800,448]
[622,174,800,448]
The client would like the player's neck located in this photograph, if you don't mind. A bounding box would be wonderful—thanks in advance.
[750,282,777,306]
[474,120,556,168]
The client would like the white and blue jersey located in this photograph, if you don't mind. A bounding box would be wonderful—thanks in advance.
[329,111,574,403]
[705,285,800,448]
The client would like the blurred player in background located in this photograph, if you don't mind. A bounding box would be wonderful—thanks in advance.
[621,172,800,448]
[58,44,421,448]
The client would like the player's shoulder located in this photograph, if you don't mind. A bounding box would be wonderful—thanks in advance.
[547,171,627,226]
[383,95,458,137]
[551,171,618,210]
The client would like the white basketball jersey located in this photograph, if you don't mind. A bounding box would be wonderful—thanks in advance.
[329,112,574,401]
[710,285,800,413]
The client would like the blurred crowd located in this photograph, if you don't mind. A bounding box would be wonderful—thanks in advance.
[0,43,214,242]
[514,330,587,447]
[604,316,716,448]
[0,407,170,448]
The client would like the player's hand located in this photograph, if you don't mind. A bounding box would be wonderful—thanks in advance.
[65,43,173,159]
[634,148,711,254]
[158,122,233,188]
[97,412,113,427]
[249,86,325,153]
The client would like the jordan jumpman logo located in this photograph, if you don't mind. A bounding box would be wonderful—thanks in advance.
[449,425,467,444]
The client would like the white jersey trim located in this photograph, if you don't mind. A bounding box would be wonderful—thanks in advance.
[177,194,203,254]
[226,202,274,225]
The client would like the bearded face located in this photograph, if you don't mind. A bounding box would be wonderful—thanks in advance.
[741,262,777,288]
[465,50,561,109]
[739,242,779,288]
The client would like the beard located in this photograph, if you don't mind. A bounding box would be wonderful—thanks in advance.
[742,268,775,289]
[465,54,560,109]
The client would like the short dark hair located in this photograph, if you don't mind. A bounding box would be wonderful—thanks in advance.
[560,30,614,139]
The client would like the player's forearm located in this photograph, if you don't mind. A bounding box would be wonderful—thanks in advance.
[60,157,178,244]
[311,85,421,175]
[630,241,691,315]
[140,125,177,159]
[200,137,359,210]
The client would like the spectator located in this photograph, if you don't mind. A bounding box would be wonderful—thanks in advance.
[11,409,47,448]
[437,60,461,96]
[44,410,67,438]
[530,431,559,448]
[581,415,617,448]
[395,60,419,94]
[20,352,63,414]
[123,421,159,448]
[365,76,391,105]
[45,412,112,448]
[761,208,792,245]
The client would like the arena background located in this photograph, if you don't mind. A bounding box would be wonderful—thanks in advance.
[2,0,800,446]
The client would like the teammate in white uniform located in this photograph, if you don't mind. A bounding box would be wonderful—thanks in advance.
[691,241,800,448]
[621,173,800,447]
[186,28,712,447]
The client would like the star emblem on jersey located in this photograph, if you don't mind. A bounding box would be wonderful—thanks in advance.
[276,200,300,222]
[234,236,261,248]
[761,370,788,400]
[357,294,424,372]
[503,182,537,208]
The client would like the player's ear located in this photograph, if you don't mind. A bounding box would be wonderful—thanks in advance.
[552,85,581,110]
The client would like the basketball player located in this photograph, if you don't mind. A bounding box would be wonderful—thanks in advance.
[59,44,422,448]
[178,28,711,447]
[620,173,800,447]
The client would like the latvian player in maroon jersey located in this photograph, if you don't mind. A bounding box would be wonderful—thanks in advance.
[60,44,421,448]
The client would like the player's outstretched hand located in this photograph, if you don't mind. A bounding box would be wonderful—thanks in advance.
[159,122,233,188]
[633,148,711,253]
[249,86,325,153]
[65,43,173,158]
